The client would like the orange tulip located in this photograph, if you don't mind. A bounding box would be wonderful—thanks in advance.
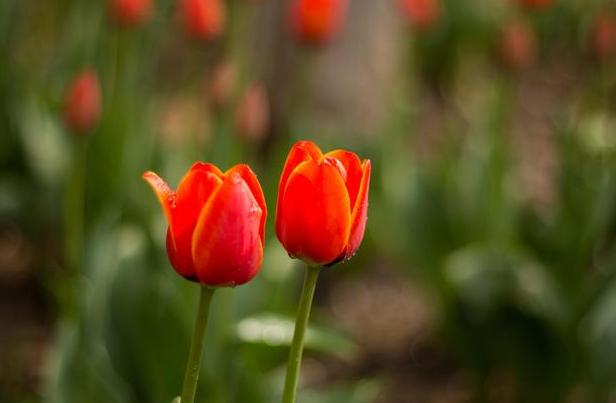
[109,0,153,27]
[289,0,347,46]
[143,162,266,286]
[400,0,441,30]
[514,0,555,11]
[499,20,536,70]
[234,84,270,142]
[206,61,237,110]
[179,0,226,41]
[591,14,616,61]
[63,69,102,135]
[275,141,371,266]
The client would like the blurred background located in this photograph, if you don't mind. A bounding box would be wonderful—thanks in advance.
[3,0,616,402]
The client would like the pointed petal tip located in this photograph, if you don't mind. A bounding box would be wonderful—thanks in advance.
[189,161,224,177]
[293,140,322,156]
[142,171,173,195]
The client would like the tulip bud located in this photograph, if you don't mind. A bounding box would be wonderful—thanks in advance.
[179,0,226,41]
[63,69,102,135]
[514,0,555,11]
[234,84,270,142]
[143,162,266,286]
[591,14,616,61]
[109,0,153,27]
[289,0,348,46]
[400,0,441,31]
[275,141,371,266]
[499,20,536,71]
[206,61,237,111]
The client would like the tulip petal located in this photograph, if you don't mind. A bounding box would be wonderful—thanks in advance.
[275,141,322,237]
[324,149,363,209]
[226,164,267,244]
[169,162,224,278]
[142,171,176,226]
[344,159,371,260]
[278,159,351,266]
[191,172,264,286]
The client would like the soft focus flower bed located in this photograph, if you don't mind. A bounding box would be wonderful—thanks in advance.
[3,0,616,402]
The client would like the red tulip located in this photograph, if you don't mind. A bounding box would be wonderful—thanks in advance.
[207,61,237,110]
[400,0,441,30]
[499,20,536,70]
[143,162,266,286]
[275,141,371,266]
[289,0,348,46]
[63,69,102,135]
[591,14,616,61]
[109,0,153,27]
[514,0,555,11]
[234,84,270,142]
[180,0,226,41]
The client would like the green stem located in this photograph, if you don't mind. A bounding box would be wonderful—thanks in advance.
[62,136,87,318]
[66,136,87,267]
[282,265,321,403]
[181,286,215,403]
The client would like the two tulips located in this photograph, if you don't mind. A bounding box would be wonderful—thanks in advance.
[143,140,371,403]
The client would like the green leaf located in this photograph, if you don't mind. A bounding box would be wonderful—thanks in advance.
[235,313,357,360]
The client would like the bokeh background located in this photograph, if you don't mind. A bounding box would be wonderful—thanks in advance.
[3,0,616,402]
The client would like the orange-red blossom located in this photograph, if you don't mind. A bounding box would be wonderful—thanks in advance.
[143,162,266,287]
[180,0,226,41]
[275,141,371,267]
[63,69,102,135]
[109,0,153,27]
[289,0,347,46]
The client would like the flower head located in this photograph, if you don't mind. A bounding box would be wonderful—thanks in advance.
[180,0,226,41]
[275,141,371,266]
[63,69,102,135]
[289,0,347,46]
[499,19,536,70]
[143,162,266,286]
[400,0,441,30]
[109,0,153,27]
[234,84,270,142]
[207,61,237,110]
[591,14,616,61]
[515,0,555,11]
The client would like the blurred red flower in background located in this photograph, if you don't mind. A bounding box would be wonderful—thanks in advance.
[275,141,371,266]
[289,0,348,46]
[499,20,537,70]
[591,14,616,61]
[109,0,153,27]
[234,84,270,142]
[515,0,555,11]
[63,69,102,135]
[207,61,237,111]
[143,163,266,286]
[400,0,441,30]
[180,0,226,41]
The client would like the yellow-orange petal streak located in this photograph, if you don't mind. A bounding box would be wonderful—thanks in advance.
[142,171,175,225]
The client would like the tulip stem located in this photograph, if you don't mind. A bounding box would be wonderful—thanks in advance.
[282,265,321,403]
[181,286,215,403]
